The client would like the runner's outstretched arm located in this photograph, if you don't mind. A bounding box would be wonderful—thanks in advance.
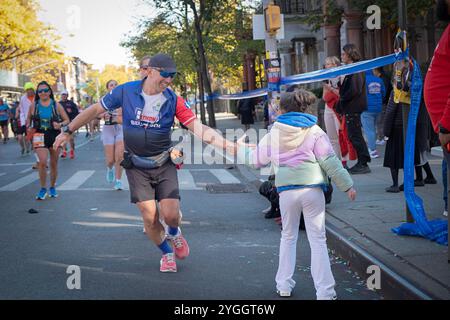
[53,102,105,150]
[185,119,237,155]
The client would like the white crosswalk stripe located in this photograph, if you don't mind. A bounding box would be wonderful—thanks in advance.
[177,170,202,190]
[59,170,95,190]
[0,169,243,192]
[0,173,39,191]
[210,169,241,184]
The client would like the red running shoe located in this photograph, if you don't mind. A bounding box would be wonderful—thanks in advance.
[160,253,177,272]
[169,232,190,260]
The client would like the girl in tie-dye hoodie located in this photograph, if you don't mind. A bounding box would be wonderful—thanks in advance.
[238,89,356,300]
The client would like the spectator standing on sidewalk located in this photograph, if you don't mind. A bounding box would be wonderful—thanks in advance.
[322,57,346,165]
[383,90,416,192]
[373,67,393,145]
[361,69,386,159]
[423,0,450,225]
[237,96,257,131]
[336,44,371,174]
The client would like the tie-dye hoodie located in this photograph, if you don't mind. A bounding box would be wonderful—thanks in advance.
[240,112,353,193]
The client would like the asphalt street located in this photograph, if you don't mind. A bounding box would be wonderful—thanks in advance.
[0,129,382,300]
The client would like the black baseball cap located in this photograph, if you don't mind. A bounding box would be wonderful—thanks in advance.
[149,53,177,73]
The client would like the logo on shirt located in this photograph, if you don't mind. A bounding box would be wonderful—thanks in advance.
[368,82,381,95]
[140,104,161,124]
[131,107,162,128]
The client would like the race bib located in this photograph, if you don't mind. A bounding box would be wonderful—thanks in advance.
[32,133,45,148]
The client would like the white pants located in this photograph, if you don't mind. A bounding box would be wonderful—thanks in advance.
[324,106,343,160]
[275,188,336,300]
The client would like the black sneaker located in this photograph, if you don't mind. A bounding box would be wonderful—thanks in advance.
[265,208,281,219]
[424,177,437,184]
[385,185,400,193]
[399,180,425,191]
[348,163,371,174]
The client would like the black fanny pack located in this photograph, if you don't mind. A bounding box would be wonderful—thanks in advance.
[121,151,170,170]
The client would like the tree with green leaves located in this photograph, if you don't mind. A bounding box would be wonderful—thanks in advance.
[0,0,61,69]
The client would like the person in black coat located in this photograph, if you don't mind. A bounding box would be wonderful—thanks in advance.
[374,67,393,143]
[383,91,435,192]
[237,97,256,131]
[336,44,371,174]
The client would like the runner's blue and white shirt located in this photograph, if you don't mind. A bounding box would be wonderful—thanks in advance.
[101,79,196,157]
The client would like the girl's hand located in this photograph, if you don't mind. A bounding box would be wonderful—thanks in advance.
[347,187,356,201]
[236,134,256,149]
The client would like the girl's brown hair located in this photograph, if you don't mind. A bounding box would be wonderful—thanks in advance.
[280,89,317,115]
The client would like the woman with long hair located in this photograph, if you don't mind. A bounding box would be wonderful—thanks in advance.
[101,80,124,190]
[27,81,70,200]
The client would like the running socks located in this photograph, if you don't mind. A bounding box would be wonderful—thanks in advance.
[158,240,173,255]
[168,226,180,237]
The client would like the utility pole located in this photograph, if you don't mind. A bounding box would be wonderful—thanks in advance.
[263,0,282,126]
[398,0,414,223]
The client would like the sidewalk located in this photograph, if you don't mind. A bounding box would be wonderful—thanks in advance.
[215,112,450,300]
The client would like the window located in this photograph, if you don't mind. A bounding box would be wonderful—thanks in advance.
[274,0,306,14]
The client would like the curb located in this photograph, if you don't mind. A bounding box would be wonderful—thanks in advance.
[235,163,436,300]
[325,223,435,300]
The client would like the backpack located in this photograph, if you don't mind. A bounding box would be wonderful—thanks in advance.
[32,100,61,130]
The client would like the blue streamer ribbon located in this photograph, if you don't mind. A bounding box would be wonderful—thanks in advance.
[208,52,408,100]
[392,59,448,245]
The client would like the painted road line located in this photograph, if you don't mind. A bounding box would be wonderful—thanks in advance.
[177,170,202,190]
[210,169,241,184]
[0,163,35,167]
[20,168,33,174]
[59,170,95,190]
[0,173,39,191]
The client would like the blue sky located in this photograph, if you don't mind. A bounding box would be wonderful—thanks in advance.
[37,0,155,69]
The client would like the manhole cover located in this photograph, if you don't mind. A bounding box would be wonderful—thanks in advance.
[206,183,250,194]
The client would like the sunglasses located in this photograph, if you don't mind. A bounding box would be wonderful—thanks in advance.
[37,88,51,94]
[144,66,176,79]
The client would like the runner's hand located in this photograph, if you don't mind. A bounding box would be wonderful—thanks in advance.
[347,187,356,201]
[53,132,68,150]
[170,148,183,160]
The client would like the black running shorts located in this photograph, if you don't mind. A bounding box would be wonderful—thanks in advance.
[125,161,180,203]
